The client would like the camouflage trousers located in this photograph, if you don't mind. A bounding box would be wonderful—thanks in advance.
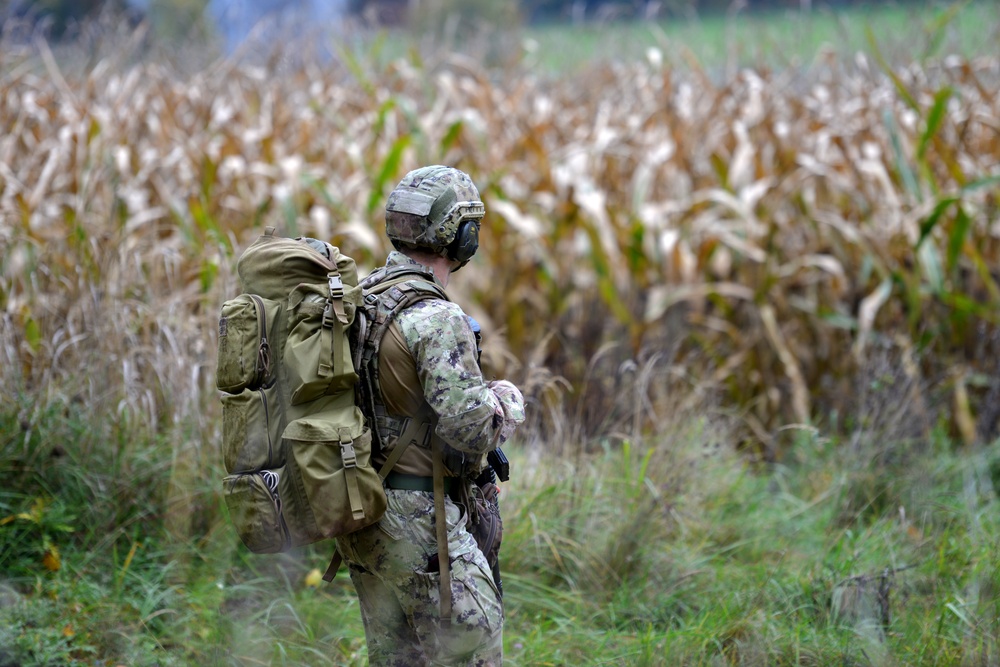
[335,488,504,667]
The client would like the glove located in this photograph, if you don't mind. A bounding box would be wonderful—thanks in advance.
[488,380,525,444]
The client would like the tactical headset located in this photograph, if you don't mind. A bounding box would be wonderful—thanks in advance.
[443,201,485,264]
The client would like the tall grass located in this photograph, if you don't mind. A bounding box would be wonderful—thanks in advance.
[4,398,997,665]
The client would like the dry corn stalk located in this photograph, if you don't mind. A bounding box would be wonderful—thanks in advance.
[1,39,998,447]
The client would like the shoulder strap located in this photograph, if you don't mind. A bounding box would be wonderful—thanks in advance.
[352,264,446,368]
[355,268,450,450]
[361,274,448,369]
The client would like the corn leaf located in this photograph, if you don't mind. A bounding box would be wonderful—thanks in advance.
[366,135,411,216]
[917,87,953,162]
[916,196,959,249]
[867,26,919,110]
[946,204,971,274]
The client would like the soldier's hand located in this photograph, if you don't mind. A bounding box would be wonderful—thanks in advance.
[488,380,525,444]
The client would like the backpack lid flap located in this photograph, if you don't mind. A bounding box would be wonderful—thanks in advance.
[284,394,366,441]
[283,418,344,443]
[238,233,360,303]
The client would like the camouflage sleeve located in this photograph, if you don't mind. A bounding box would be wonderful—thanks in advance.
[396,299,525,454]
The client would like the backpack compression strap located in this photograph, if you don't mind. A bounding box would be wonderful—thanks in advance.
[318,272,348,380]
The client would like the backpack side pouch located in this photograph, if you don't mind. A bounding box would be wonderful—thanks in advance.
[221,383,284,474]
[284,283,357,406]
[217,294,282,394]
[281,401,386,546]
[223,468,290,554]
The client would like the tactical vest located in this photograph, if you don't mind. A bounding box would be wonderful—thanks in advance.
[352,263,469,475]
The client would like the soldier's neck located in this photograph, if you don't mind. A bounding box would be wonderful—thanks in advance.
[400,249,457,288]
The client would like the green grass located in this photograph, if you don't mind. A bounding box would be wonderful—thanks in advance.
[515,1,1000,72]
[277,1,1000,81]
[2,399,998,665]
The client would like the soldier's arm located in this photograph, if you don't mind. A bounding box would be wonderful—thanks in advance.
[398,300,524,455]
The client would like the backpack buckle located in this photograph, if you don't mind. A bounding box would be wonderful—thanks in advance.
[328,275,344,298]
[339,433,357,468]
[323,274,346,328]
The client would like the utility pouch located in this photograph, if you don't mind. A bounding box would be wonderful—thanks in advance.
[221,383,284,474]
[281,410,386,544]
[223,467,290,554]
[284,281,356,405]
[217,294,281,394]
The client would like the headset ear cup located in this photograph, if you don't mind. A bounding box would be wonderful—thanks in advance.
[448,220,480,263]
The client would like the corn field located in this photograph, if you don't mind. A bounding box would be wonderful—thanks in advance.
[1,33,998,453]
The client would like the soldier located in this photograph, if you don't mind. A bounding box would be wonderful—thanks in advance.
[335,165,525,666]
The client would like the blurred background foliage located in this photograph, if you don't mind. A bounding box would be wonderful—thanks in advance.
[0,0,998,454]
[0,0,971,41]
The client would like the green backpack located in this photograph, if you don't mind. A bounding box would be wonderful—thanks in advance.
[216,228,386,553]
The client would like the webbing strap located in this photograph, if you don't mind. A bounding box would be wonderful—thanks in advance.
[340,431,365,521]
[325,273,348,325]
[377,429,414,478]
[384,472,453,493]
[378,413,432,476]
[322,550,343,582]
[319,272,347,379]
[319,325,333,378]
[345,466,364,521]
[432,436,452,624]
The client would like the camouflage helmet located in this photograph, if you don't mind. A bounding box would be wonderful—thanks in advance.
[385,165,485,260]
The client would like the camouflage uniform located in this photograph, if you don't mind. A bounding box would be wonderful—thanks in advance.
[336,250,524,667]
